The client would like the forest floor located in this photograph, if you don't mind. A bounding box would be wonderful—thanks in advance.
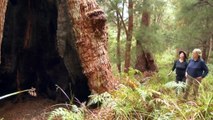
[0,97,56,120]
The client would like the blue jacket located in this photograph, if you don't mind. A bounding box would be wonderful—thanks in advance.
[186,58,208,78]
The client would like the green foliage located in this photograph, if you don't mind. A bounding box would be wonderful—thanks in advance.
[164,81,186,90]
[102,0,177,67]
[49,48,213,119]
[112,85,148,119]
[108,28,126,64]
[111,50,213,119]
[87,92,115,108]
[165,81,186,95]
[174,0,213,50]
[48,105,84,120]
[48,72,213,120]
[134,0,172,53]
[155,48,176,84]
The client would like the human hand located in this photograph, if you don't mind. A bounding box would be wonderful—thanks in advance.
[185,72,188,78]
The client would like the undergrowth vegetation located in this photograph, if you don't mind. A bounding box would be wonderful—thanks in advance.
[48,50,213,120]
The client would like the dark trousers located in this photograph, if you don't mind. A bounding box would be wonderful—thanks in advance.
[176,75,186,83]
[175,75,186,95]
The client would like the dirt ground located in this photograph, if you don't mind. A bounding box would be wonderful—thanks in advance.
[0,97,57,120]
[0,97,113,120]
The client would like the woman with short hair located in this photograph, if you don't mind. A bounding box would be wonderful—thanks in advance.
[183,48,209,100]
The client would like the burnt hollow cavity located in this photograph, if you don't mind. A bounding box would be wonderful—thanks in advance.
[0,0,91,102]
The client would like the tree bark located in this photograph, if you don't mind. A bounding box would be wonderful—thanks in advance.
[124,0,133,72]
[135,47,158,72]
[57,0,92,101]
[65,0,118,93]
[0,0,8,64]
[145,51,158,72]
[135,42,147,72]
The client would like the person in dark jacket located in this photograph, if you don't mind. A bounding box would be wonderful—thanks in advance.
[168,51,188,83]
[183,48,209,100]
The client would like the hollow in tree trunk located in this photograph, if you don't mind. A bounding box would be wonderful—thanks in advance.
[0,0,118,101]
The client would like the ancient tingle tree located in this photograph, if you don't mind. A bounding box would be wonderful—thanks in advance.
[0,0,118,102]
[65,0,118,93]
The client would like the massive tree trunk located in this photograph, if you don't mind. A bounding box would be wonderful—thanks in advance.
[65,0,118,93]
[135,9,158,73]
[57,0,91,101]
[0,0,8,64]
[0,0,117,102]
[124,0,133,72]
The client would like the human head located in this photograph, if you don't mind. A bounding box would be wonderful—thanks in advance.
[192,48,202,59]
[179,51,187,60]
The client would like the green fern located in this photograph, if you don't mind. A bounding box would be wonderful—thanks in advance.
[47,66,213,120]
[164,81,186,95]
[152,110,175,120]
[48,105,84,120]
[87,92,114,107]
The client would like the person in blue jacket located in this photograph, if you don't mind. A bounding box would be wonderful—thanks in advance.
[183,48,209,100]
